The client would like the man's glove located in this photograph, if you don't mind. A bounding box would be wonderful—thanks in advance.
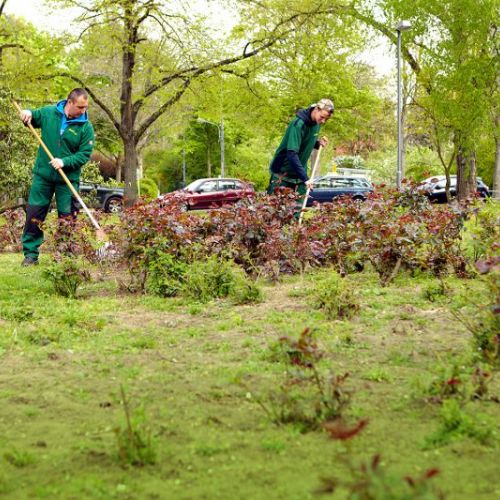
[50,158,64,170]
[20,109,32,125]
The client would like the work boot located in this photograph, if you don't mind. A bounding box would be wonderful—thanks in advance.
[21,257,39,267]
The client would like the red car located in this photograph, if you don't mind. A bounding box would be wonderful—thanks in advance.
[180,178,255,210]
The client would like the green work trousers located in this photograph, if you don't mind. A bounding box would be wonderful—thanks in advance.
[22,173,79,259]
[267,173,307,219]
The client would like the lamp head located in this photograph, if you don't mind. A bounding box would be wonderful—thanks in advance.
[396,20,412,31]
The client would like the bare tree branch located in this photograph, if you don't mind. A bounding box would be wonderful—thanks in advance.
[0,0,7,18]
[135,77,191,141]
[41,73,122,136]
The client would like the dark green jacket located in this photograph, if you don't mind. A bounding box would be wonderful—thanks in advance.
[30,101,95,183]
[269,107,320,183]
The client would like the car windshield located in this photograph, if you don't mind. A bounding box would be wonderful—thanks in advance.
[314,176,371,188]
[184,180,206,191]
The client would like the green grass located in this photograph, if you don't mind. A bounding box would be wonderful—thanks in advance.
[0,253,499,498]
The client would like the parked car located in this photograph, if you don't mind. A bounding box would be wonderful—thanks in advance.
[306,174,373,206]
[417,175,490,203]
[78,182,124,213]
[178,178,255,210]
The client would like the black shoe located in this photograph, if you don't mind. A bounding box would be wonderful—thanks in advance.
[21,257,39,267]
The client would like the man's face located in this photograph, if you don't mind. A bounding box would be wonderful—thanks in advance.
[65,96,88,119]
[312,108,332,125]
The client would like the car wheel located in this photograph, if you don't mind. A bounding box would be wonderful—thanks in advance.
[104,195,123,213]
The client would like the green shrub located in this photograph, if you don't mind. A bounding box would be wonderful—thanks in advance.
[229,269,264,305]
[311,271,359,320]
[181,256,245,303]
[146,251,187,297]
[42,257,91,298]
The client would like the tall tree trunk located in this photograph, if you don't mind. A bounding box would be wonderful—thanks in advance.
[123,138,138,207]
[120,2,139,207]
[116,153,123,183]
[456,143,476,202]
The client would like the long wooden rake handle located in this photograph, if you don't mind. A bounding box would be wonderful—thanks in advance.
[298,146,322,226]
[13,100,102,232]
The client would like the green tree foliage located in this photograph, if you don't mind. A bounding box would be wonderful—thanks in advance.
[363,0,498,198]
[0,11,68,205]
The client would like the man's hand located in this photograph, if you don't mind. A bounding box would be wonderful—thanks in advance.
[305,179,314,189]
[50,158,64,170]
[20,109,32,125]
[318,136,329,148]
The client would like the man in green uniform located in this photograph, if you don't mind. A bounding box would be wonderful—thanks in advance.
[267,98,333,215]
[19,88,95,266]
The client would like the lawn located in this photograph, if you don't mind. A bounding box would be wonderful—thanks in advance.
[0,252,498,499]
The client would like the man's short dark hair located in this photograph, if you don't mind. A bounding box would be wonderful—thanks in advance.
[67,88,88,101]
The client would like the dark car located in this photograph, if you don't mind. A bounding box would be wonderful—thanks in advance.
[417,175,490,203]
[179,178,255,210]
[306,174,373,206]
[78,182,124,213]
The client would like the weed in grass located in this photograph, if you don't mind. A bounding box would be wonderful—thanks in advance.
[424,399,494,449]
[260,439,286,454]
[42,257,91,299]
[24,407,39,418]
[24,327,61,346]
[0,306,35,322]
[4,448,35,468]
[422,280,449,302]
[185,327,204,338]
[194,442,229,457]
[187,304,203,315]
[386,350,415,366]
[311,271,359,320]
[362,367,393,383]
[131,337,156,350]
[242,339,254,349]
[114,386,157,467]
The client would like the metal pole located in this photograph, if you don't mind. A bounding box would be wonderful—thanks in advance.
[220,118,225,178]
[396,28,403,190]
[182,148,186,187]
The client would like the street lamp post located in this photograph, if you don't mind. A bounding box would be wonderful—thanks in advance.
[396,20,411,190]
[197,117,225,178]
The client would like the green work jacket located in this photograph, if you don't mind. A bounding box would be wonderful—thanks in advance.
[269,107,320,183]
[30,103,95,183]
